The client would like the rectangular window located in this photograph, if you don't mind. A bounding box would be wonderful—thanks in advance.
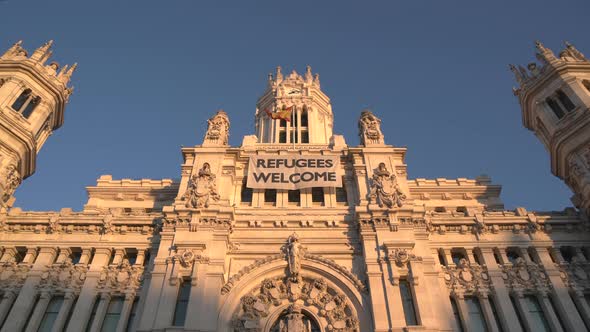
[279,131,287,143]
[524,295,550,332]
[38,295,64,332]
[288,190,300,205]
[450,297,464,332]
[101,297,124,332]
[173,280,191,326]
[464,296,487,332]
[311,187,324,205]
[264,189,277,205]
[399,280,418,326]
[301,131,309,143]
[335,184,347,204]
[241,180,253,204]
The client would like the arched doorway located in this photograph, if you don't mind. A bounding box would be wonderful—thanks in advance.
[268,305,321,332]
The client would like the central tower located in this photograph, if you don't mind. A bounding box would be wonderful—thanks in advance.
[255,66,333,145]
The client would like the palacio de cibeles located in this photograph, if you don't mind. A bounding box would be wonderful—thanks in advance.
[0,39,590,332]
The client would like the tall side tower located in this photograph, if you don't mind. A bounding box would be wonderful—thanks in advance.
[0,40,75,210]
[512,41,590,214]
[255,66,334,145]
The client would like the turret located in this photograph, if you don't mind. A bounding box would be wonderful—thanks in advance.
[255,66,334,145]
[0,40,76,210]
[512,41,590,215]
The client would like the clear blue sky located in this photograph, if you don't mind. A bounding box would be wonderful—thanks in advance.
[1,0,587,212]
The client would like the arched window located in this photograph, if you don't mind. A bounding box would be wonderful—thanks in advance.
[546,97,565,119]
[556,90,575,111]
[301,110,308,127]
[301,109,309,143]
[269,309,321,332]
[11,89,41,119]
[11,89,32,111]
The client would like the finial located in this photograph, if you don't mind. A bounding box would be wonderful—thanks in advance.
[57,64,69,84]
[564,41,586,61]
[534,40,557,63]
[31,40,54,63]
[276,66,283,82]
[1,40,27,59]
[305,65,313,82]
[509,64,525,85]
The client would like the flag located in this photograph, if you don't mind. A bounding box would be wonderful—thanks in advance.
[264,106,293,121]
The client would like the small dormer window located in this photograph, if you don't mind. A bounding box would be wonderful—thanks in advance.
[11,88,41,119]
[545,89,575,120]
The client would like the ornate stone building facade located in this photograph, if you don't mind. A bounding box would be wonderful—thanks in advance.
[0,41,590,332]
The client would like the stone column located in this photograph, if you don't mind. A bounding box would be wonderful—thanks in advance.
[1,247,57,332]
[479,248,523,332]
[135,249,146,266]
[200,260,225,331]
[51,291,76,332]
[536,247,586,332]
[24,291,52,332]
[570,289,590,328]
[184,262,205,329]
[381,264,405,329]
[477,292,500,332]
[65,248,112,332]
[153,260,179,329]
[88,292,111,332]
[408,260,435,327]
[0,291,16,325]
[115,292,136,332]
[0,247,17,263]
[79,248,93,265]
[141,231,176,331]
[536,291,564,332]
[112,248,125,265]
[55,247,72,264]
[360,229,389,331]
[453,293,472,329]
[22,247,38,264]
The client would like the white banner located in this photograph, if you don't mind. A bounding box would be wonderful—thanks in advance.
[247,155,341,189]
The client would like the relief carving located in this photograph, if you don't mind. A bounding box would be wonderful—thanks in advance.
[97,259,144,293]
[501,258,550,292]
[38,259,87,292]
[0,163,21,209]
[204,110,230,146]
[443,259,491,295]
[232,276,359,332]
[369,163,406,208]
[183,163,220,208]
[0,261,30,292]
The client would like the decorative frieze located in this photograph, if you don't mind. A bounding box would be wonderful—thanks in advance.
[443,259,491,296]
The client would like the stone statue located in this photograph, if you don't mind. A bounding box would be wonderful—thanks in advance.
[203,110,230,146]
[279,305,312,332]
[284,233,303,282]
[369,163,406,208]
[0,164,21,208]
[358,110,384,145]
[182,163,220,208]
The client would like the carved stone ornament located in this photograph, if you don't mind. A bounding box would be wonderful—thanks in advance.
[232,276,359,332]
[97,259,144,293]
[38,259,87,292]
[358,110,384,145]
[560,257,590,292]
[0,163,21,209]
[182,163,220,208]
[369,163,406,208]
[203,110,230,146]
[501,258,550,292]
[0,261,30,291]
[443,259,490,295]
[388,248,421,267]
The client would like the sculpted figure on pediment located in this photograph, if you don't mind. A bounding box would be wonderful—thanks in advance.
[204,110,230,146]
[358,110,384,145]
[369,163,406,208]
[183,163,220,208]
